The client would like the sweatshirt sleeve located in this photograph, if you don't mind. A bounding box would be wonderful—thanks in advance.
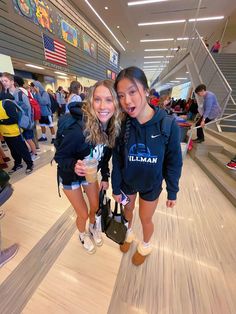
[100,147,112,182]
[54,127,90,173]
[111,140,123,195]
[162,121,183,200]
[0,101,19,125]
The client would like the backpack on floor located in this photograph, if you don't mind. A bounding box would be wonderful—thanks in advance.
[27,91,41,121]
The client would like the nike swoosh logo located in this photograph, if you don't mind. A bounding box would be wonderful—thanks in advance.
[151,134,161,138]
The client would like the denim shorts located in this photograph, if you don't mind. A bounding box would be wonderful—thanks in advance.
[121,182,162,201]
[59,177,88,190]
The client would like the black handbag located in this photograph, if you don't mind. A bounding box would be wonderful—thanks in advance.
[96,190,111,232]
[105,202,128,244]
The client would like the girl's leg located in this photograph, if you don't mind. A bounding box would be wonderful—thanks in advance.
[83,182,103,246]
[120,194,137,253]
[132,197,159,266]
[63,187,95,253]
[139,197,159,243]
[63,187,88,232]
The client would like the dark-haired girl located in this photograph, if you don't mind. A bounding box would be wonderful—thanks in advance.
[112,67,182,266]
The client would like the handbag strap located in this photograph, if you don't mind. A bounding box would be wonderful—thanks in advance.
[99,189,106,207]
[113,202,126,224]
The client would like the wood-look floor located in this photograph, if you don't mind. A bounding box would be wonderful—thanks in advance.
[0,153,236,314]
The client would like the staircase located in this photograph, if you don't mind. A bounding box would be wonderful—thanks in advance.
[189,129,236,207]
[213,53,236,132]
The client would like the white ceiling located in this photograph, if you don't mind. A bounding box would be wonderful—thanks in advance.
[70,0,236,84]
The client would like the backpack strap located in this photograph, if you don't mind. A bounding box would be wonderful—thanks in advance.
[18,90,23,102]
[160,115,175,145]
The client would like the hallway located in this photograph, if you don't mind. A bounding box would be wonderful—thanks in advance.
[0,154,236,314]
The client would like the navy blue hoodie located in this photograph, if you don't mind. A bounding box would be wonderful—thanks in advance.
[54,102,112,185]
[112,107,182,200]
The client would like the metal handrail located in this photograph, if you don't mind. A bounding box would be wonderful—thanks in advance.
[183,112,236,158]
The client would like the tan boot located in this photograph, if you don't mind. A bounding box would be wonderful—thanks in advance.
[132,242,152,266]
[120,230,135,253]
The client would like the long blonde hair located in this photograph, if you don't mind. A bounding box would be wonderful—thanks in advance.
[83,80,122,148]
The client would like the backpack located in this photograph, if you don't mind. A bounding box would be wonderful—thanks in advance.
[3,96,34,130]
[54,113,84,151]
[28,91,41,121]
[49,93,59,114]
[17,91,34,129]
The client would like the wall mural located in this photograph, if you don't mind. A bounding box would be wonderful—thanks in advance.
[12,0,112,63]
[83,33,97,59]
[13,0,55,33]
[60,18,80,47]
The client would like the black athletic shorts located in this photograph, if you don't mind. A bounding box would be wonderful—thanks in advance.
[121,182,162,201]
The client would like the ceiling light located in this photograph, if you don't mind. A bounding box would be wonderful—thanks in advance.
[141,38,174,42]
[145,48,168,51]
[84,0,125,51]
[186,71,189,74]
[166,56,174,58]
[138,19,186,26]
[117,25,120,28]
[144,61,161,64]
[57,76,68,79]
[54,71,67,76]
[189,16,224,22]
[176,77,188,80]
[170,80,180,83]
[25,64,45,69]
[104,6,108,10]
[127,41,129,43]
[143,65,161,68]
[144,56,164,58]
[177,37,189,41]
[128,0,168,5]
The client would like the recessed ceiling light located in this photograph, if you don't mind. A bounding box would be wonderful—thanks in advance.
[140,38,174,42]
[117,25,120,29]
[144,61,161,64]
[176,77,188,80]
[127,41,129,43]
[84,0,125,51]
[166,56,174,58]
[170,80,180,83]
[54,71,67,76]
[138,19,186,26]
[186,71,189,74]
[177,37,189,41]
[104,6,108,10]
[144,48,168,51]
[25,64,44,69]
[57,76,68,79]
[189,16,224,22]
[128,0,168,5]
[144,56,164,58]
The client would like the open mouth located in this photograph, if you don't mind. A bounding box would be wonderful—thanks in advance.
[127,107,135,113]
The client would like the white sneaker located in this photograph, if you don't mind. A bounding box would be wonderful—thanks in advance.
[31,154,40,161]
[79,233,96,254]
[89,225,103,247]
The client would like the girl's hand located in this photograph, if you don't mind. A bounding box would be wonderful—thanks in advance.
[100,181,109,190]
[113,194,122,203]
[166,200,176,208]
[74,160,86,176]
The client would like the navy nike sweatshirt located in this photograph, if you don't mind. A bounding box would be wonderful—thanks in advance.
[112,107,183,200]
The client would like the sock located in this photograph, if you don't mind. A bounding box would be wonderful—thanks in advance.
[41,133,46,139]
[142,241,151,248]
[79,232,86,240]
[127,228,132,235]
[89,223,95,231]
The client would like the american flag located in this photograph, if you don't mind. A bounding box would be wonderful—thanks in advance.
[42,34,67,66]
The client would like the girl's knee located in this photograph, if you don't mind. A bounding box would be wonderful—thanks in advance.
[76,211,88,221]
